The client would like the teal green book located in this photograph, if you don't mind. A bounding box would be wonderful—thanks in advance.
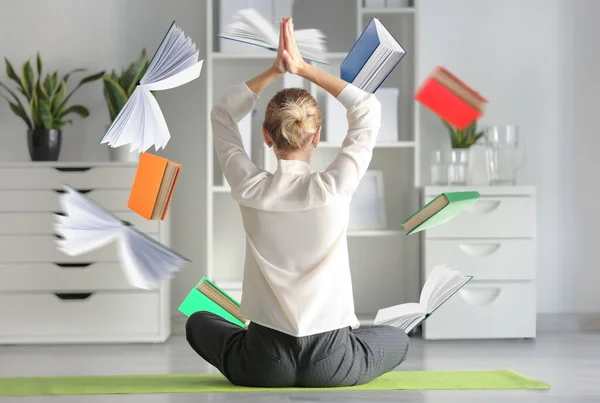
[178,277,246,328]
[402,191,480,235]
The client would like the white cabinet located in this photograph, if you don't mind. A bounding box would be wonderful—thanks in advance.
[0,162,171,344]
[422,186,537,339]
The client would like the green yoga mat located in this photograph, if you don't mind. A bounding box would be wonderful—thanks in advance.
[0,370,549,396]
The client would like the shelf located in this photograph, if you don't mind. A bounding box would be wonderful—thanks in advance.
[212,186,231,193]
[318,141,415,149]
[360,7,415,15]
[347,229,404,237]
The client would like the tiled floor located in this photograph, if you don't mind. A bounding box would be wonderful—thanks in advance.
[0,332,598,402]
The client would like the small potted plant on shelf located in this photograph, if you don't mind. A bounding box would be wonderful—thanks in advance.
[442,119,485,185]
[102,49,149,162]
[0,52,104,161]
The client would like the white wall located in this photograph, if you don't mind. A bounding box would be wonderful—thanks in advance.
[418,0,600,314]
[0,0,207,316]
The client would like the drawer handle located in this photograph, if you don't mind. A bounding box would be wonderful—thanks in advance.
[53,188,92,194]
[53,262,93,268]
[54,233,65,240]
[53,293,94,301]
[467,200,501,215]
[460,287,500,306]
[52,211,66,216]
[53,167,92,172]
[458,243,501,256]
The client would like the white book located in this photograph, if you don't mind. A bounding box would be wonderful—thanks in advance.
[101,21,204,153]
[218,8,328,64]
[374,265,473,333]
[54,186,190,290]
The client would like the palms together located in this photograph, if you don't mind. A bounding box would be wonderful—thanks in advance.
[272,17,307,75]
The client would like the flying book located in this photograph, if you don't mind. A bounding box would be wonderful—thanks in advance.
[340,18,406,93]
[374,265,472,332]
[218,9,328,64]
[415,66,487,129]
[402,191,480,235]
[54,186,190,290]
[101,21,203,153]
[179,277,248,328]
[128,152,181,221]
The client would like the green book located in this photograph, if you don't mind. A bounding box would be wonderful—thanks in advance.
[178,277,246,328]
[402,191,480,235]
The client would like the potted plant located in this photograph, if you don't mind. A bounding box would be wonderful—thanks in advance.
[102,49,149,162]
[0,52,104,161]
[442,120,485,185]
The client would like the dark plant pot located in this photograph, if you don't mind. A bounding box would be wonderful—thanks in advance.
[27,129,62,161]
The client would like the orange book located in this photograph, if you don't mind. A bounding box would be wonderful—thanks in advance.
[128,152,181,221]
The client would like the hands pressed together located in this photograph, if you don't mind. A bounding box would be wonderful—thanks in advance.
[272,17,307,76]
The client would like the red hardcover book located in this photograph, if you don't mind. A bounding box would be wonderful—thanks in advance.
[415,66,487,129]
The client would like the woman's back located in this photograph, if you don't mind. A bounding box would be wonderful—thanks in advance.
[211,72,380,337]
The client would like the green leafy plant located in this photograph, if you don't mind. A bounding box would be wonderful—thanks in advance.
[0,52,104,130]
[103,49,149,122]
[442,119,485,149]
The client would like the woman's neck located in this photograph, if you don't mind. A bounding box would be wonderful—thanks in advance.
[276,150,312,163]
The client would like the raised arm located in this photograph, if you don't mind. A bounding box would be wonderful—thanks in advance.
[282,18,382,198]
[212,22,287,190]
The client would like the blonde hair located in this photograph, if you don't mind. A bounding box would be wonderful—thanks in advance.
[263,88,322,150]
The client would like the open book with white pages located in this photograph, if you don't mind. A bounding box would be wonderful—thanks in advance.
[374,265,472,333]
[54,186,190,290]
[219,8,328,64]
[100,21,203,153]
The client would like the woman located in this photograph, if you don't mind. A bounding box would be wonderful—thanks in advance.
[186,17,409,388]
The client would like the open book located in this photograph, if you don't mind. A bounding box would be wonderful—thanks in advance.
[54,186,190,290]
[341,18,406,93]
[219,9,328,64]
[101,21,203,153]
[179,277,247,328]
[374,265,472,333]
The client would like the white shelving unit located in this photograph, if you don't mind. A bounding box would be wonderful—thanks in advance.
[204,0,421,319]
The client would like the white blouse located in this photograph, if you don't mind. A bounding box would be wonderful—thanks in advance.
[211,82,381,337]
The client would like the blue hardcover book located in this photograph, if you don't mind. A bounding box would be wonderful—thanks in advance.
[341,18,406,93]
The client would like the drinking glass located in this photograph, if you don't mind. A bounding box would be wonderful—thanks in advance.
[484,125,526,185]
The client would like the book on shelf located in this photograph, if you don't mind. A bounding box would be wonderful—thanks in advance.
[402,191,480,235]
[340,18,406,93]
[414,66,487,129]
[54,186,190,290]
[374,265,473,332]
[128,152,181,221]
[101,21,203,153]
[179,277,248,328]
[218,8,328,64]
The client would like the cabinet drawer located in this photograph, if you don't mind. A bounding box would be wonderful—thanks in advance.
[0,234,159,263]
[0,262,136,291]
[0,189,130,212]
[425,240,536,280]
[0,165,137,190]
[424,197,535,239]
[422,281,536,339]
[0,211,159,235]
[0,291,160,338]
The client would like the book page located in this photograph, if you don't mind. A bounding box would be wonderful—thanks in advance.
[419,264,451,307]
[374,302,425,325]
